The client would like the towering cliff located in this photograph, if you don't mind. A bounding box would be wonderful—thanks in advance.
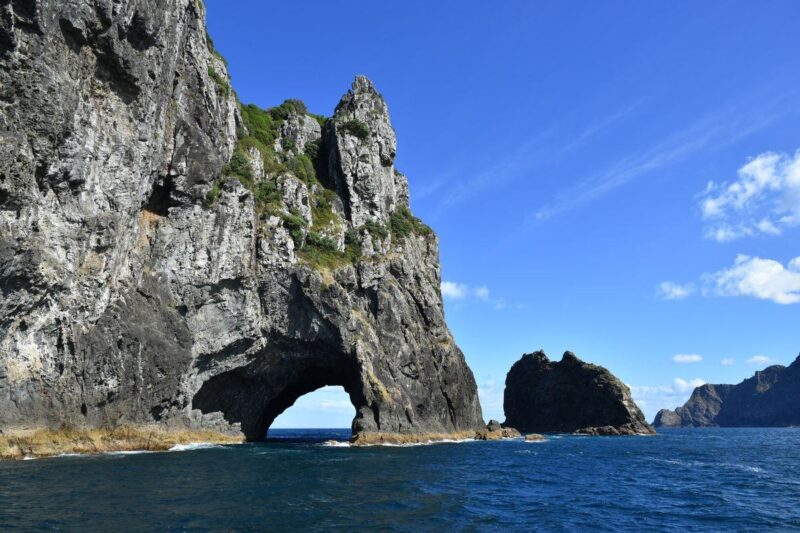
[654,355,800,428]
[503,351,654,435]
[0,0,484,441]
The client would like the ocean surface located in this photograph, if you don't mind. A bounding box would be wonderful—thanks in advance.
[1,428,799,531]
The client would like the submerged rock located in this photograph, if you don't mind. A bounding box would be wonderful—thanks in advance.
[0,0,484,442]
[503,351,655,435]
[653,354,800,428]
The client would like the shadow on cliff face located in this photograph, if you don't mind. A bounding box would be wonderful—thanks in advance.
[192,341,366,441]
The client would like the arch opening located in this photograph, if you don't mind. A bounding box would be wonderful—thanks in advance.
[269,386,356,432]
[192,343,368,441]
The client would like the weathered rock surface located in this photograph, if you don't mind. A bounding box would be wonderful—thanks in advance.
[503,351,655,435]
[476,419,520,440]
[653,354,800,428]
[524,433,545,442]
[0,0,484,441]
[653,384,733,428]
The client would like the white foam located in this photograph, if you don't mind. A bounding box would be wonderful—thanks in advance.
[321,440,351,448]
[105,450,156,456]
[169,442,222,452]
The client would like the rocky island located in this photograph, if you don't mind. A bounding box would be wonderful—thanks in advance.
[654,354,800,428]
[503,351,655,435]
[0,0,486,456]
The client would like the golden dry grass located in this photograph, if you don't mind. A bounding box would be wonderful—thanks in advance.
[351,430,480,446]
[0,426,243,460]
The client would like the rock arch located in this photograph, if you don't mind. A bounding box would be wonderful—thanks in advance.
[192,340,367,440]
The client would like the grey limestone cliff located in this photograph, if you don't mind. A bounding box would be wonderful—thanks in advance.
[503,351,654,435]
[0,0,484,440]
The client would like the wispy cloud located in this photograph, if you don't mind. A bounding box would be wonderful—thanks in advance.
[673,354,703,364]
[533,99,781,221]
[703,254,800,305]
[700,149,800,241]
[746,355,772,366]
[658,282,696,300]
[426,100,644,209]
[721,358,736,366]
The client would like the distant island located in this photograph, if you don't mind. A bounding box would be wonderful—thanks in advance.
[654,354,800,428]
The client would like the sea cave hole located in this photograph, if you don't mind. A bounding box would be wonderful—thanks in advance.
[192,352,366,441]
[269,385,357,435]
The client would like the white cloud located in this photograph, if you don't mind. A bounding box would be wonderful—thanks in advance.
[673,354,703,363]
[319,399,355,411]
[721,358,736,366]
[630,379,706,419]
[673,377,706,392]
[441,281,469,300]
[442,281,514,310]
[746,355,772,366]
[658,281,696,300]
[700,149,800,241]
[474,286,491,301]
[703,254,800,304]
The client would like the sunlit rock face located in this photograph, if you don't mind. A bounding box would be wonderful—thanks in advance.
[0,0,484,440]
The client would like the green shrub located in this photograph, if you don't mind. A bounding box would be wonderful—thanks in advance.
[255,180,281,207]
[281,138,296,153]
[390,205,433,240]
[364,220,389,241]
[240,104,276,148]
[207,66,230,97]
[298,232,361,271]
[270,99,307,121]
[288,153,316,183]
[305,231,338,252]
[282,209,307,247]
[309,113,328,128]
[344,228,360,246]
[311,189,340,231]
[223,147,252,181]
[304,139,320,161]
[204,180,222,207]
[341,119,370,140]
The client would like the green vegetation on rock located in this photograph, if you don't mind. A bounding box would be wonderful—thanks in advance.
[207,66,230,97]
[390,206,433,240]
[341,119,370,140]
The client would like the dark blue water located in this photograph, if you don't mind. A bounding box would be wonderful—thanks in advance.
[1,428,799,531]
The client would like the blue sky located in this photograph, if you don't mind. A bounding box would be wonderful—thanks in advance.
[206,0,800,427]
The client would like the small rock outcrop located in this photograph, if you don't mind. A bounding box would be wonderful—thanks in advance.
[503,351,655,435]
[0,0,484,442]
[475,419,520,440]
[653,354,800,428]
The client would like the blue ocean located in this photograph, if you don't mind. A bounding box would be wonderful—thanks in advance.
[1,428,798,531]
